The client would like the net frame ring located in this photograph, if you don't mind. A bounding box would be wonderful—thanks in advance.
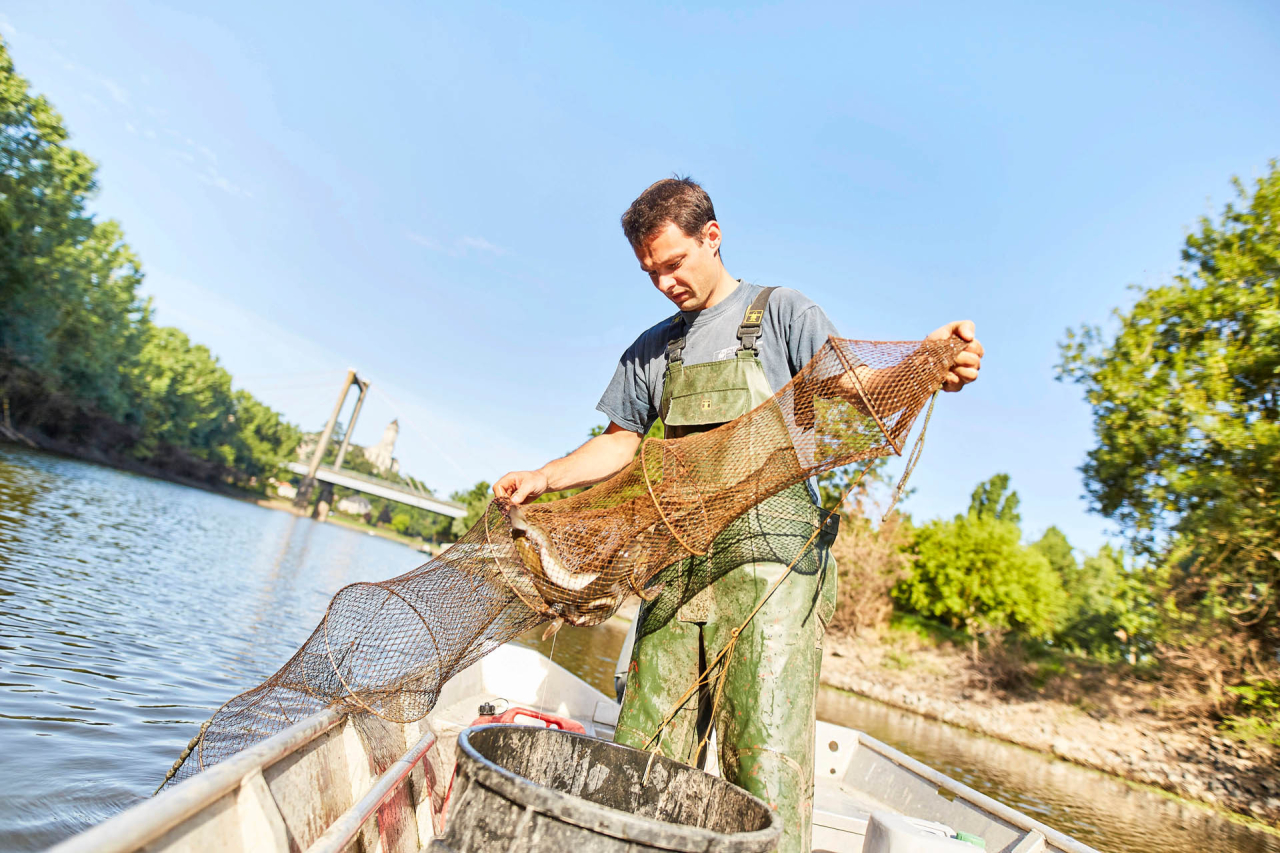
[320,581,444,723]
[640,436,712,558]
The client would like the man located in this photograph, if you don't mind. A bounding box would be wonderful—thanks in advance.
[494,177,983,852]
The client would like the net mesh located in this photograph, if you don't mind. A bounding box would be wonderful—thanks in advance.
[161,336,964,789]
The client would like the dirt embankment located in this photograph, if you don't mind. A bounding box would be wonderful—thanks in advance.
[819,631,1280,827]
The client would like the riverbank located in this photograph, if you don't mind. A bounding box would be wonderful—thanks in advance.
[253,495,434,552]
[0,433,433,556]
[0,429,266,504]
[819,627,1280,828]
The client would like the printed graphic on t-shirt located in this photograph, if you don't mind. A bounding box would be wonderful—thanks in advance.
[713,345,737,361]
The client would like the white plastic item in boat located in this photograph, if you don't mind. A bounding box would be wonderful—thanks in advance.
[863,811,983,852]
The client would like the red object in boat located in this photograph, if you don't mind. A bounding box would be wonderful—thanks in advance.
[437,704,589,825]
[471,705,586,733]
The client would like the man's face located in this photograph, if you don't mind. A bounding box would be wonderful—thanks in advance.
[635,220,723,312]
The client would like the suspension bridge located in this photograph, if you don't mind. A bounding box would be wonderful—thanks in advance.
[275,368,467,521]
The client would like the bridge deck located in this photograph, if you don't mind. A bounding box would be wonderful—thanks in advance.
[285,462,467,518]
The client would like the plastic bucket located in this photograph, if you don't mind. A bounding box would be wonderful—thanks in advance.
[433,724,780,852]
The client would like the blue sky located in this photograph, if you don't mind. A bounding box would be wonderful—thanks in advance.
[3,1,1278,554]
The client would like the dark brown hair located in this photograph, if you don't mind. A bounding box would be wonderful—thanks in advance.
[620,176,717,249]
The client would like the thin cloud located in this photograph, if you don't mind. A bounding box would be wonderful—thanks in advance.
[406,232,444,251]
[56,55,130,107]
[406,232,507,257]
[197,168,251,197]
[458,235,506,255]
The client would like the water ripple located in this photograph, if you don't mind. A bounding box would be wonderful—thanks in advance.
[0,446,426,850]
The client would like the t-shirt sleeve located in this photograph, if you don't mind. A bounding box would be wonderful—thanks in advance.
[785,303,840,375]
[596,343,657,435]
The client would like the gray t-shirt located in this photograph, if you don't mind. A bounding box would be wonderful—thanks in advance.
[596,281,840,435]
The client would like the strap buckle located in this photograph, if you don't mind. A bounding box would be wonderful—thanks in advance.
[736,286,777,353]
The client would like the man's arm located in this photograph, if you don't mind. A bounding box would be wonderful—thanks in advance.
[493,422,643,505]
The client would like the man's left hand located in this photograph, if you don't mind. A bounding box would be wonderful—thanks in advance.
[926,320,983,392]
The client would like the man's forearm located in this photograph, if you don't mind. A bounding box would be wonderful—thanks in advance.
[538,424,642,491]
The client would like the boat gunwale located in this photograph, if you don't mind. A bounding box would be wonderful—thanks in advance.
[46,708,345,853]
[854,730,1100,853]
[303,726,437,853]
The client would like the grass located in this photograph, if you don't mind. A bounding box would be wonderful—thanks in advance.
[887,611,971,647]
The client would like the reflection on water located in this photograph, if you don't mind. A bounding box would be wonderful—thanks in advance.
[0,446,429,850]
[2,445,1277,853]
[817,690,1280,853]
[516,620,627,699]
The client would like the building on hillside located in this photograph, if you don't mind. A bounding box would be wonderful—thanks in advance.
[295,432,320,463]
[364,419,400,475]
[335,494,373,516]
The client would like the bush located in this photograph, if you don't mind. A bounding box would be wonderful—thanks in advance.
[896,512,1066,649]
[828,511,913,635]
[1222,678,1280,746]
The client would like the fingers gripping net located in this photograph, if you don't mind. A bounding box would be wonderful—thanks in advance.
[162,337,963,789]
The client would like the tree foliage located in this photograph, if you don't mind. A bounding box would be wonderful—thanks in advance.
[895,475,1066,643]
[968,473,1021,525]
[0,37,298,488]
[450,481,493,539]
[1059,161,1280,645]
[0,41,146,420]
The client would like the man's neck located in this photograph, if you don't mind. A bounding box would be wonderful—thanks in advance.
[701,270,741,311]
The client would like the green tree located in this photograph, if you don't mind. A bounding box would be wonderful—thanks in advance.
[0,39,149,420]
[1055,545,1153,661]
[818,456,889,515]
[1032,526,1076,575]
[130,326,237,463]
[229,390,301,480]
[1058,161,1280,646]
[969,473,1021,524]
[450,481,492,538]
[896,476,1066,652]
[0,37,301,489]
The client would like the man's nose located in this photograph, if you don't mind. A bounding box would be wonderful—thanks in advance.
[656,274,677,293]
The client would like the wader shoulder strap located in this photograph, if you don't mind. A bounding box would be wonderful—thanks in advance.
[736,286,777,353]
[665,286,777,366]
[665,313,686,366]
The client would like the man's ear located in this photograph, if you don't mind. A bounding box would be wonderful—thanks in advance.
[705,220,722,252]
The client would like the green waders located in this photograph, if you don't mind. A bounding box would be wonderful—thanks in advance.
[614,288,838,853]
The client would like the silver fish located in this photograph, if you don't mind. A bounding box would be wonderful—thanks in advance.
[508,505,600,591]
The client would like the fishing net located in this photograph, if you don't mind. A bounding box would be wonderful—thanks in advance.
[161,336,964,789]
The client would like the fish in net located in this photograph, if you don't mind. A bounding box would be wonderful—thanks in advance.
[160,335,965,789]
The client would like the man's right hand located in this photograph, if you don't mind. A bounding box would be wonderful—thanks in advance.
[492,469,549,505]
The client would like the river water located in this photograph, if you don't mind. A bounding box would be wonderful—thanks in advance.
[0,445,1275,852]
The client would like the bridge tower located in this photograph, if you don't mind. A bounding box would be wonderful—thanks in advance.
[293,369,370,520]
